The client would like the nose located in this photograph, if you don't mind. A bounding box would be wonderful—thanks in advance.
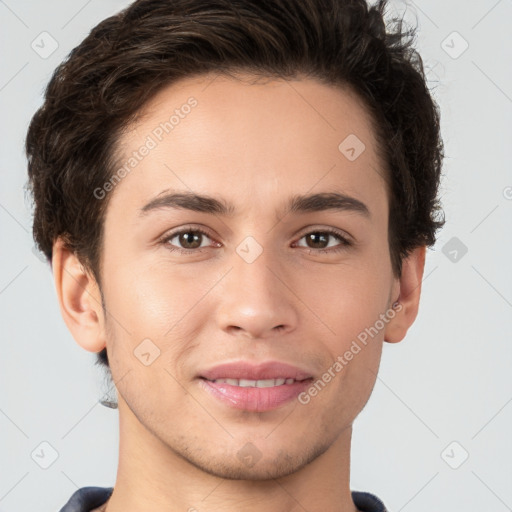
[214,244,299,340]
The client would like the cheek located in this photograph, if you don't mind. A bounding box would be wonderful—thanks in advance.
[305,268,388,415]
[294,257,391,406]
[107,259,207,330]
[295,257,393,339]
[103,262,216,369]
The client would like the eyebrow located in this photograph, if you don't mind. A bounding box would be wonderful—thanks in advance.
[138,189,370,219]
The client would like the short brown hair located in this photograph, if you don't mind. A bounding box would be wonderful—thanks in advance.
[25,0,445,370]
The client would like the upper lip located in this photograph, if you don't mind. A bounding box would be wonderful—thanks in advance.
[199,360,314,381]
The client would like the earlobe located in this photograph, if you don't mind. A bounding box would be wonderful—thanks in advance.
[52,237,106,353]
[384,245,426,343]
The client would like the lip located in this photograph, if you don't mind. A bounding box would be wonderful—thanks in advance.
[198,360,313,381]
[198,378,313,412]
[197,360,314,412]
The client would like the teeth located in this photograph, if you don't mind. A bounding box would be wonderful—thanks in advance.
[210,378,298,387]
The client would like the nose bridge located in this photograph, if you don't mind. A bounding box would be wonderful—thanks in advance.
[215,236,298,338]
[234,235,279,296]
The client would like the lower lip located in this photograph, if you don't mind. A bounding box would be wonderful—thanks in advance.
[199,378,313,412]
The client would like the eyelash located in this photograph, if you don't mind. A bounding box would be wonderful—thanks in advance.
[159,226,352,255]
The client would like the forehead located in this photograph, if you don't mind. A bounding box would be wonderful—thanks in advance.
[108,72,388,217]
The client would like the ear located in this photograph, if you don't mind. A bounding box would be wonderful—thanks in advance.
[384,245,426,343]
[52,237,107,353]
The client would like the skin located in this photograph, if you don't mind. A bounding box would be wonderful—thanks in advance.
[53,72,425,512]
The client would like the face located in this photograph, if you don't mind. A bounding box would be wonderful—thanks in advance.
[97,73,400,479]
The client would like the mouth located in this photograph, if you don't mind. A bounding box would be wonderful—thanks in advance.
[196,360,315,412]
[200,377,312,387]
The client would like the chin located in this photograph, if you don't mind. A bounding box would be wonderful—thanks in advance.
[184,443,329,481]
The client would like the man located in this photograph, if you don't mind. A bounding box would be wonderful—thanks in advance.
[25,0,444,511]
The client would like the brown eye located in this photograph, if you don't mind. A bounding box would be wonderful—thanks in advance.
[176,231,204,249]
[295,229,352,253]
[162,228,216,254]
[304,232,330,249]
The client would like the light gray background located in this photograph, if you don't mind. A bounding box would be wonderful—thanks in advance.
[1,1,511,511]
